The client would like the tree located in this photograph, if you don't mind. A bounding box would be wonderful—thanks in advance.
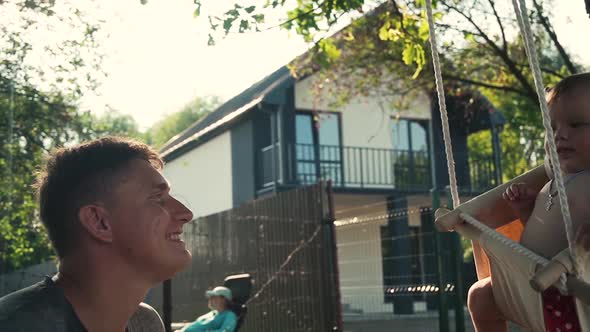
[0,0,105,272]
[194,0,583,177]
[146,96,221,149]
[80,107,145,142]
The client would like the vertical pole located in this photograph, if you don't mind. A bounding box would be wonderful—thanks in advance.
[447,191,465,332]
[324,181,343,331]
[163,279,172,332]
[408,121,416,187]
[431,189,449,332]
[270,109,277,185]
[388,196,413,314]
[491,126,503,186]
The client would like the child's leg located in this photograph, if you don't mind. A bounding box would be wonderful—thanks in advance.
[467,277,507,332]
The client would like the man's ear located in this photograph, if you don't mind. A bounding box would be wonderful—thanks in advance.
[78,204,113,243]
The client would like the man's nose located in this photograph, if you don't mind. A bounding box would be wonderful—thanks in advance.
[172,197,194,223]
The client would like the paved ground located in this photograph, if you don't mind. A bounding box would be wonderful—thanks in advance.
[342,311,523,332]
[172,310,524,332]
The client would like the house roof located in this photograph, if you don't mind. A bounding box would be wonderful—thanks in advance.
[159,2,506,160]
[157,5,417,160]
[159,66,294,158]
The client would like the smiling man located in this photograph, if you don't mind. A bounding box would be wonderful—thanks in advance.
[0,137,193,331]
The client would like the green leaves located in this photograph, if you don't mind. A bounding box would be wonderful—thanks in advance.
[147,96,222,148]
[378,20,402,41]
[418,16,430,40]
[464,32,475,43]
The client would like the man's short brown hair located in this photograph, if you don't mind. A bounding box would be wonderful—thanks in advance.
[34,137,163,258]
[546,72,590,107]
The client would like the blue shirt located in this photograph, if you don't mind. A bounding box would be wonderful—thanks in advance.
[184,309,237,332]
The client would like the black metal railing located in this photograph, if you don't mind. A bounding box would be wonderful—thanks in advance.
[258,143,497,192]
[293,144,432,190]
[467,154,497,193]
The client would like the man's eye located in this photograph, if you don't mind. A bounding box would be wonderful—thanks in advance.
[153,195,166,204]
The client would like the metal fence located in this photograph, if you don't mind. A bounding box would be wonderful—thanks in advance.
[154,183,341,332]
[333,193,478,332]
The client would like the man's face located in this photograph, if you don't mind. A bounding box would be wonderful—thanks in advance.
[549,88,590,174]
[108,159,193,281]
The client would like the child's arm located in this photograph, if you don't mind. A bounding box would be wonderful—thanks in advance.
[565,173,590,251]
[502,183,538,224]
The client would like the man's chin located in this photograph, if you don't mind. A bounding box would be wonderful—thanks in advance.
[165,252,192,276]
[149,252,192,282]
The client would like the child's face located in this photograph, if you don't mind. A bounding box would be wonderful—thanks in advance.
[208,296,226,311]
[549,88,590,173]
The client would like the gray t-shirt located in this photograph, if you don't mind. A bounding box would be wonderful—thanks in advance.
[0,276,164,332]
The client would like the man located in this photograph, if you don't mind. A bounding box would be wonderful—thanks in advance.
[0,137,194,331]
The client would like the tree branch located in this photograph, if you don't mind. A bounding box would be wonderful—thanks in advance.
[487,0,507,50]
[440,0,537,102]
[531,0,577,74]
[515,63,566,79]
[443,74,527,95]
[435,23,483,37]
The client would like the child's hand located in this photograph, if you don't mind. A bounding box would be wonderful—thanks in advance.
[502,183,537,203]
[502,183,537,222]
[575,224,590,251]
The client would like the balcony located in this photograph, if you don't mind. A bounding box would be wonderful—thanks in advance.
[258,144,497,193]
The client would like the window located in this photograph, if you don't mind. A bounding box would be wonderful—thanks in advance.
[295,112,342,185]
[317,113,340,146]
[391,119,428,152]
[296,114,314,145]
[391,119,431,188]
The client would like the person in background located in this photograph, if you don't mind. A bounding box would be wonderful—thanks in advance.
[183,286,237,332]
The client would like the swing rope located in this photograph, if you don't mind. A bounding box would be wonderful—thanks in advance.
[510,0,580,276]
[424,0,460,208]
[424,0,582,287]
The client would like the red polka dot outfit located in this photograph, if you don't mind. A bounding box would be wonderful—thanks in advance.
[542,288,581,332]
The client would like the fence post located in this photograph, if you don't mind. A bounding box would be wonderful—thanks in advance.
[446,189,465,332]
[431,189,449,332]
[491,126,503,186]
[163,279,172,332]
[323,181,343,331]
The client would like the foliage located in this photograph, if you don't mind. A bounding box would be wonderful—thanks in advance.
[146,96,221,148]
[0,0,105,271]
[83,108,145,141]
[192,0,583,172]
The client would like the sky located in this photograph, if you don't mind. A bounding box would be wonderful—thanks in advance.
[80,0,310,129]
[80,1,590,130]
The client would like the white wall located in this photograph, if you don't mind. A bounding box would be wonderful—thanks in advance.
[295,73,432,189]
[163,132,233,219]
[337,222,393,314]
[335,199,393,314]
[294,73,431,150]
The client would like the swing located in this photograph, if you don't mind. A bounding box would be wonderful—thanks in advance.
[424,0,590,330]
